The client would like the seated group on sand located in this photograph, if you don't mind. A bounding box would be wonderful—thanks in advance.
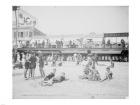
[80,53,114,81]
[41,53,114,86]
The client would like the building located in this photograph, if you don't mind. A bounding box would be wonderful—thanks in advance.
[12,8,48,48]
[104,32,129,44]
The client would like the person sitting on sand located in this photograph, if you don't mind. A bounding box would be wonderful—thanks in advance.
[44,68,56,81]
[80,61,92,79]
[80,54,94,80]
[41,68,56,86]
[41,69,66,86]
[53,72,66,83]
[101,67,113,81]
[80,68,101,81]
[92,69,101,81]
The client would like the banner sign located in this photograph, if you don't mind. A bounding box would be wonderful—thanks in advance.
[104,33,129,37]
[18,10,36,27]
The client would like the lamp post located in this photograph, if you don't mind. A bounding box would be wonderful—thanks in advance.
[12,6,20,48]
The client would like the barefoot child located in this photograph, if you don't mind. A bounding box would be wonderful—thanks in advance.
[41,69,66,86]
[53,72,66,83]
[105,67,113,80]
[41,68,56,86]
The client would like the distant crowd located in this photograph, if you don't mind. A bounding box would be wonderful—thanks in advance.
[14,39,128,49]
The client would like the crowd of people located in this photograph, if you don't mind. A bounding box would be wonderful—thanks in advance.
[14,39,128,49]
[13,49,116,86]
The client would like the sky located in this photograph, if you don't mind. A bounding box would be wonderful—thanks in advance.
[22,6,128,36]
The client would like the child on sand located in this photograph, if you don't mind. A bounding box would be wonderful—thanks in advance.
[92,70,101,81]
[41,68,56,86]
[101,67,113,82]
[105,67,113,80]
[41,69,66,86]
[53,72,66,83]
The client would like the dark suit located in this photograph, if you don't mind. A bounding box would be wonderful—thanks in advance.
[39,56,45,77]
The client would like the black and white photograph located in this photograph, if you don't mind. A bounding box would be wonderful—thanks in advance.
[12,6,129,99]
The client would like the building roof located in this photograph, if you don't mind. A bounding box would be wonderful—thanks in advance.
[33,28,48,39]
[33,28,45,36]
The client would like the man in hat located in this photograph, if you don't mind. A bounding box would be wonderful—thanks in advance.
[29,52,37,79]
[21,52,25,69]
[38,52,45,78]
[24,52,31,79]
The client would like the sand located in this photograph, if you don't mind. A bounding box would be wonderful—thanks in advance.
[13,61,128,99]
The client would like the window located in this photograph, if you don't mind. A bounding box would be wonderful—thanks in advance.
[29,32,32,37]
[14,32,16,39]
[18,32,20,38]
[26,31,28,37]
[21,32,23,37]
